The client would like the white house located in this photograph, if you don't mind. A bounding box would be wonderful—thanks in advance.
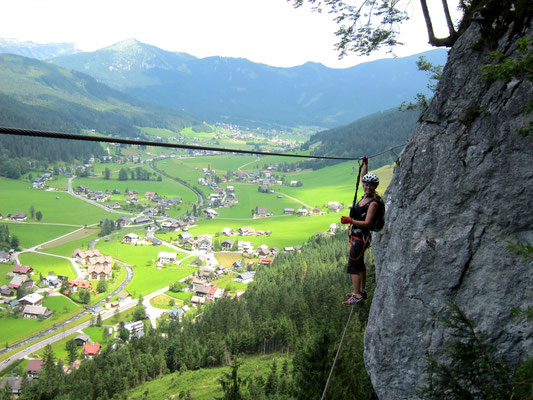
[328,201,342,212]
[237,241,253,253]
[222,227,235,236]
[157,252,177,264]
[234,271,254,284]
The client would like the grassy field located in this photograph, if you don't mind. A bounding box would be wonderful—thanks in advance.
[0,295,82,347]
[216,183,304,218]
[72,174,196,205]
[43,295,80,315]
[18,252,76,280]
[126,353,290,399]
[214,253,243,267]
[40,228,100,257]
[83,326,113,345]
[0,263,14,286]
[34,332,78,364]
[212,272,248,295]
[150,294,183,310]
[2,222,80,250]
[95,233,187,267]
[165,291,193,302]
[0,178,116,225]
[126,266,196,298]
[45,176,70,190]
[187,213,334,249]
[0,312,93,364]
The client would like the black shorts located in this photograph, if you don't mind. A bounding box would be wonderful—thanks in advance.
[346,237,367,274]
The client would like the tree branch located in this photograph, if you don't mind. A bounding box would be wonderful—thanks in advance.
[420,0,456,47]
[441,0,457,39]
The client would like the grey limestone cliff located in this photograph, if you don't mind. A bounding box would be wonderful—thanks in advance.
[365,14,533,399]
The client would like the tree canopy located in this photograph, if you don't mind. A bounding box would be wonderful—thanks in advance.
[290,0,462,56]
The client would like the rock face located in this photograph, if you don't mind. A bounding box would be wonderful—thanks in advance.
[365,16,533,399]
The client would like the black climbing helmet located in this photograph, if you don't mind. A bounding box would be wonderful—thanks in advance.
[362,173,379,186]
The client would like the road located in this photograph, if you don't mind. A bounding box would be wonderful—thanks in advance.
[67,177,131,215]
[0,251,134,366]
[0,298,138,370]
[273,191,313,209]
[237,157,260,171]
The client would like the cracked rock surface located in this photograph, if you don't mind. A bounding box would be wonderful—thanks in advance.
[365,18,533,399]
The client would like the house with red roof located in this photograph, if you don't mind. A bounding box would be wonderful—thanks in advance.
[12,265,33,275]
[83,343,101,358]
[26,359,45,377]
[69,279,93,292]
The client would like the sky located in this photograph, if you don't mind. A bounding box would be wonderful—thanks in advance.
[0,0,463,68]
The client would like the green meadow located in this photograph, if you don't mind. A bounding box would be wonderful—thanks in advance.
[4,223,80,250]
[271,162,394,208]
[0,178,116,225]
[239,155,301,170]
[40,228,100,257]
[212,272,248,294]
[150,294,182,310]
[0,263,13,286]
[72,175,196,205]
[165,291,193,302]
[0,295,82,347]
[83,326,113,345]
[95,233,188,267]
[126,353,290,400]
[186,214,334,249]
[216,183,302,218]
[126,266,196,297]
[18,252,76,280]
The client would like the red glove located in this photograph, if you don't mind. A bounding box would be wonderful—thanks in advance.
[340,216,353,224]
[362,156,368,165]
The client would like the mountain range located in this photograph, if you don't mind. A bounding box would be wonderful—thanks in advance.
[0,53,200,137]
[44,39,447,128]
[0,38,80,60]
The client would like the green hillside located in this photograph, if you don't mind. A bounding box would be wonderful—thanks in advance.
[0,53,200,137]
[297,107,419,170]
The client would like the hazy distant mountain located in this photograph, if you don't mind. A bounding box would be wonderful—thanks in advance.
[51,39,448,128]
[0,53,200,137]
[0,38,80,60]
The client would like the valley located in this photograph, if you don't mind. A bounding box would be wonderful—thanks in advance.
[0,128,393,384]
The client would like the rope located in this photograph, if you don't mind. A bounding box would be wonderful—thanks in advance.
[321,306,355,400]
[0,126,405,161]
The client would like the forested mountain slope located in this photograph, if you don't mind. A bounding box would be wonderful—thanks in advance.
[300,107,419,170]
[0,53,200,138]
[51,39,447,128]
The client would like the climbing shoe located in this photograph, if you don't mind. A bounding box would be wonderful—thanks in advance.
[347,291,367,300]
[344,294,363,305]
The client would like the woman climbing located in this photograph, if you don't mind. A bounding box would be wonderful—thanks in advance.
[340,156,380,305]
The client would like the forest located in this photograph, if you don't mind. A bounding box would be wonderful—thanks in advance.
[297,107,419,170]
